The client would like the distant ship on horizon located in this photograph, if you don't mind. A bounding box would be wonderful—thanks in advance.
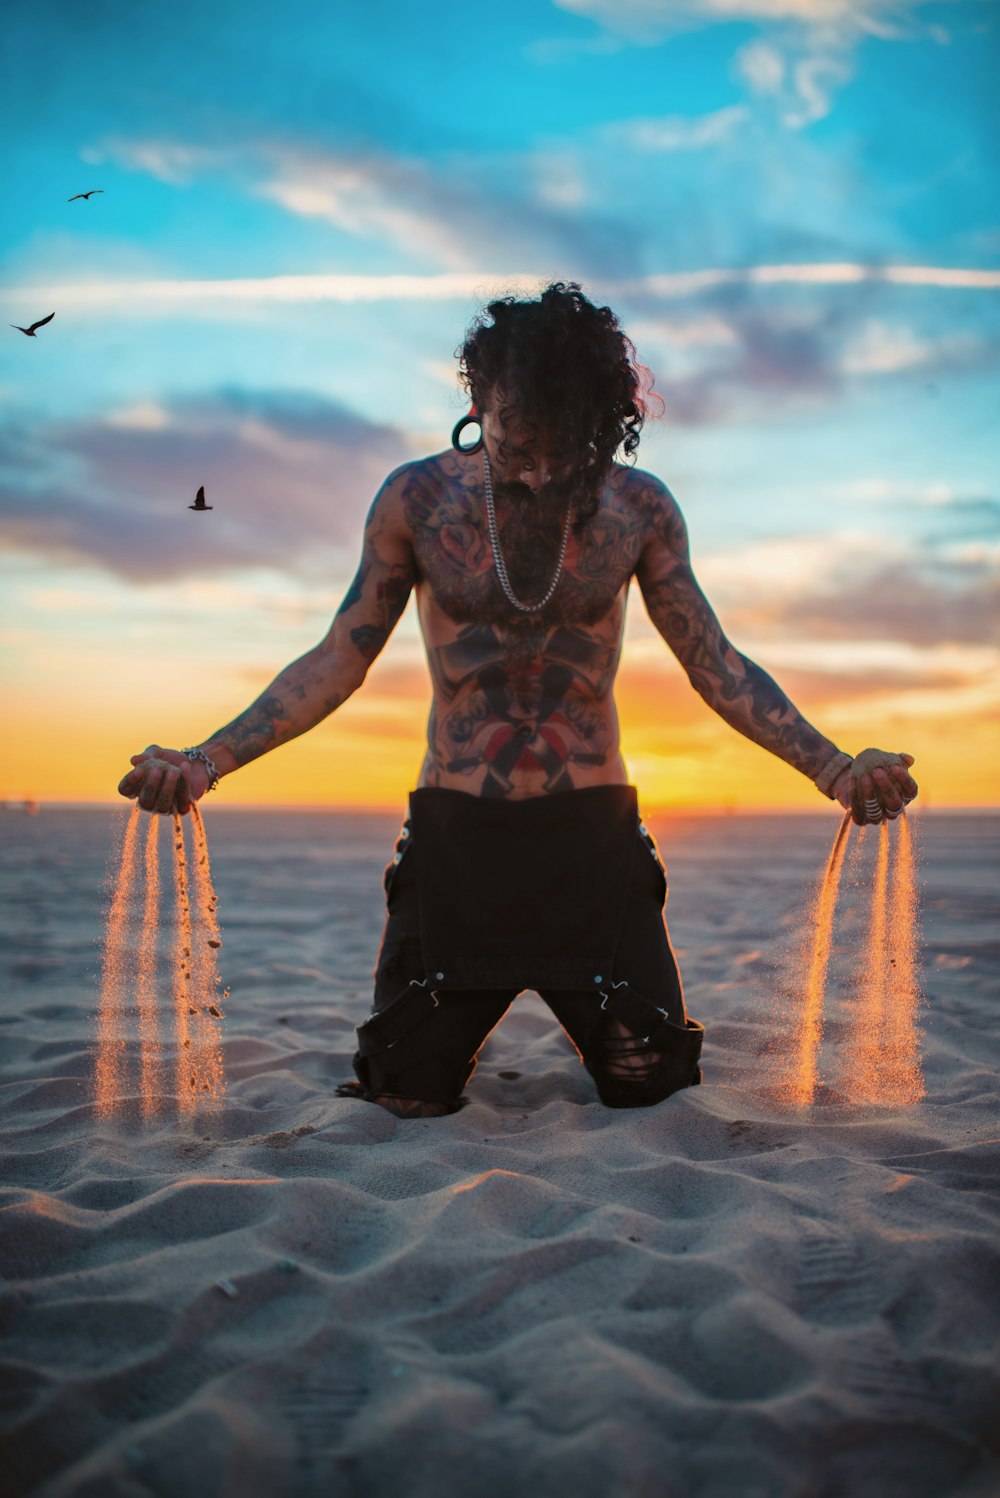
[0,798,40,814]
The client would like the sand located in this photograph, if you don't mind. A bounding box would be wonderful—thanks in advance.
[1,805,998,1498]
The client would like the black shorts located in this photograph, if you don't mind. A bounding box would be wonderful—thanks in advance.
[341,807,704,1113]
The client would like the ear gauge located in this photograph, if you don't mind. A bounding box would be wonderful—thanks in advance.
[452,407,483,454]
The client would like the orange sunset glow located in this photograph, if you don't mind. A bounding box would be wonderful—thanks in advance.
[4,593,996,810]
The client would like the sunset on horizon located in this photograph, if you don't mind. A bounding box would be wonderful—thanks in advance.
[2,0,997,811]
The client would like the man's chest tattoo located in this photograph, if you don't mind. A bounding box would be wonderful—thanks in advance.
[402,461,643,796]
[425,620,620,794]
[402,464,642,628]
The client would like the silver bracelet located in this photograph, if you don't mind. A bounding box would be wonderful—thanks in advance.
[814,750,853,798]
[182,746,221,791]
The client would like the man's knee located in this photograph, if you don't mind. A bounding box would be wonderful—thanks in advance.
[347,978,476,1110]
[582,980,704,1109]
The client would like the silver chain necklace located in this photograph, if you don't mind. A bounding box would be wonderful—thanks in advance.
[482,450,572,613]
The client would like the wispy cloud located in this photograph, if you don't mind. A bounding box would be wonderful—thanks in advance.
[630,300,998,425]
[628,265,1000,294]
[603,106,750,152]
[82,139,231,187]
[551,0,953,126]
[734,40,853,128]
[5,262,998,318]
[0,389,410,584]
[1,272,548,314]
[551,0,950,47]
[839,318,983,375]
[88,132,641,279]
[699,530,1000,648]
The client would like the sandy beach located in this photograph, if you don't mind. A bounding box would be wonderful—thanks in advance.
[1,804,998,1497]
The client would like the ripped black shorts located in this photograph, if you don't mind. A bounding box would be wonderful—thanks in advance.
[337,816,704,1116]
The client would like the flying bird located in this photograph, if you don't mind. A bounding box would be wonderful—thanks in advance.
[68,190,104,201]
[10,313,55,337]
[188,486,213,512]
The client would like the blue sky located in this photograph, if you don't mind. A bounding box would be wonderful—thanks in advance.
[1,0,997,806]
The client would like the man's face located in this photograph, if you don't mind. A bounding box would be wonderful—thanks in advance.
[480,392,574,502]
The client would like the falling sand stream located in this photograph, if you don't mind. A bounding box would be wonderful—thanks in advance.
[94,803,923,1120]
[783,811,925,1110]
[95,803,226,1120]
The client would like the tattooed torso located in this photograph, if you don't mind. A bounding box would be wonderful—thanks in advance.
[402,449,650,800]
[199,445,845,804]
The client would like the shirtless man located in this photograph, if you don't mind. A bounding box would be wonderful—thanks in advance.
[119,281,918,1118]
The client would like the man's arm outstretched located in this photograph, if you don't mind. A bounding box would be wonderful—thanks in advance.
[119,464,418,814]
[632,474,917,815]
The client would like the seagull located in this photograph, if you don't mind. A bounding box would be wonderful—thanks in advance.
[188,486,213,512]
[68,190,104,201]
[10,312,55,337]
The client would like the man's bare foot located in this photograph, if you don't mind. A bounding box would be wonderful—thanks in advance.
[371,1094,455,1118]
[335,1081,458,1117]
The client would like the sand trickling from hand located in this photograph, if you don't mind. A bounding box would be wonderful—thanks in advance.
[137,812,163,1117]
[188,804,226,1100]
[789,810,852,1107]
[849,820,891,1104]
[94,803,141,1118]
[881,814,924,1105]
[171,813,196,1114]
[94,802,226,1119]
[768,812,924,1110]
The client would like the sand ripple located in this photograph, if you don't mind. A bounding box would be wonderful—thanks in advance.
[1,808,998,1497]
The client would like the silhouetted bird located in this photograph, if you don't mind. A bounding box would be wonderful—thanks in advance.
[68,190,104,201]
[188,486,213,512]
[10,313,55,337]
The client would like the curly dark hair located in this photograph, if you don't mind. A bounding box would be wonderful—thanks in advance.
[457,281,661,532]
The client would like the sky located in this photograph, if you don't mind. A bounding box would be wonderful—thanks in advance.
[1,0,997,811]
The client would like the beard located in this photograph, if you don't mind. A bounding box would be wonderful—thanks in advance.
[492,473,575,515]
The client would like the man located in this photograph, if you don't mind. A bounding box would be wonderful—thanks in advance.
[119,281,918,1119]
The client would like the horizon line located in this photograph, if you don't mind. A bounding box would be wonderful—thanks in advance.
[6,799,994,817]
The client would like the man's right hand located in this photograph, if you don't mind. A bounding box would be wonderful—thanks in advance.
[831,753,917,826]
[117,745,209,816]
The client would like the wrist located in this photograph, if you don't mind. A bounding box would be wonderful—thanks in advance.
[813,749,854,798]
[196,741,239,778]
[182,746,221,791]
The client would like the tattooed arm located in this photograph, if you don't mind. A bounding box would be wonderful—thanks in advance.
[633,475,844,784]
[119,467,417,811]
[199,467,418,775]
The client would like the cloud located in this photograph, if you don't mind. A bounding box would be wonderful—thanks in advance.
[252,147,489,273]
[626,265,1000,294]
[552,0,947,46]
[91,132,643,281]
[0,389,411,584]
[552,0,952,127]
[5,264,998,330]
[915,498,1000,544]
[736,40,786,91]
[625,291,999,426]
[839,319,980,375]
[89,139,231,187]
[700,531,1000,648]
[2,273,551,319]
[764,659,975,704]
[603,106,750,152]
[736,44,854,127]
[780,560,999,648]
